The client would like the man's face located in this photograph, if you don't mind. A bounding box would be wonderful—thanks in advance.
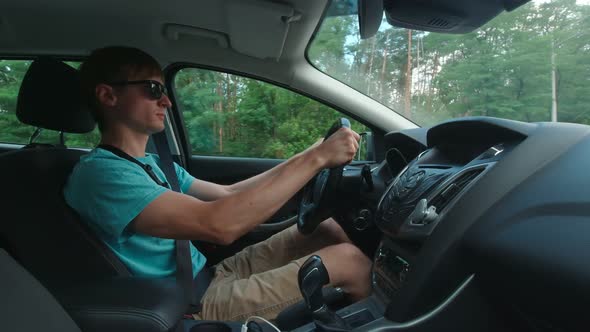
[110,74,172,135]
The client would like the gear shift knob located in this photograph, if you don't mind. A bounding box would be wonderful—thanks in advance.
[298,255,350,332]
[298,255,330,312]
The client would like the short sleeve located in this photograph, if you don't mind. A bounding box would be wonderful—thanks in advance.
[174,162,196,193]
[64,158,167,242]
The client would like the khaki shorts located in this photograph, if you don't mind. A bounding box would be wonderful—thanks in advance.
[193,224,332,322]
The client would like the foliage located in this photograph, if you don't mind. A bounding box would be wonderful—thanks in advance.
[175,69,368,158]
[309,0,590,127]
[0,60,99,148]
[0,0,588,159]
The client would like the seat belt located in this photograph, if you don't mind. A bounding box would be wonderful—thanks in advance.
[152,132,196,307]
[97,135,199,312]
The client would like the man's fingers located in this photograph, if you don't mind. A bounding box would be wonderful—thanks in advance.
[320,127,362,167]
[354,132,361,141]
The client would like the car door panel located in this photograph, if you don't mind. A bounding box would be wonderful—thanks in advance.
[188,155,282,184]
[187,155,302,265]
[186,155,301,223]
[0,143,20,154]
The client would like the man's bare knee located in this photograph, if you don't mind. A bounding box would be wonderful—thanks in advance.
[313,218,351,244]
[337,243,370,270]
[313,243,371,300]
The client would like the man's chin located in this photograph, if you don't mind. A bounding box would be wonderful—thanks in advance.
[148,124,166,135]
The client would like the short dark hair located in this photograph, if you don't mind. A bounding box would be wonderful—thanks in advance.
[79,46,163,131]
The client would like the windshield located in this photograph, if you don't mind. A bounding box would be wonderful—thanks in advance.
[308,0,590,127]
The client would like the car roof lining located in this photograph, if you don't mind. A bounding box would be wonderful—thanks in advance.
[0,0,320,67]
[0,0,417,133]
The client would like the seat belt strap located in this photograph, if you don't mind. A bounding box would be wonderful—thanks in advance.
[96,144,169,188]
[97,136,197,310]
[152,132,196,308]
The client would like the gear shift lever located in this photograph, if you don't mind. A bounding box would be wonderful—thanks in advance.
[298,255,330,312]
[298,255,349,332]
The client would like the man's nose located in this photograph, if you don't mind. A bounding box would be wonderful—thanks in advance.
[159,93,173,108]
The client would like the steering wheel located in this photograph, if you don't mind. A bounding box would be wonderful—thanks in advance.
[297,118,351,234]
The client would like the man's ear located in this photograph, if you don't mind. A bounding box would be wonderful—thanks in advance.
[95,84,118,108]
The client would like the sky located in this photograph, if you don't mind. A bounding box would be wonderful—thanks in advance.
[535,0,590,3]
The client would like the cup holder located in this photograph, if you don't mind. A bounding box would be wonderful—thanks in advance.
[190,322,233,332]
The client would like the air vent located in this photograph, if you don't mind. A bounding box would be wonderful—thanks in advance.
[429,167,485,213]
[427,17,450,28]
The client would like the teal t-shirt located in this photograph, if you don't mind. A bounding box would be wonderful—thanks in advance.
[64,148,206,278]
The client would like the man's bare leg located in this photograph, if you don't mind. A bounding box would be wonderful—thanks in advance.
[290,218,353,256]
[198,242,372,321]
[291,218,371,300]
[309,242,373,301]
[199,228,373,321]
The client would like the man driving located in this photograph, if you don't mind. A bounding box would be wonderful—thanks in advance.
[64,46,371,321]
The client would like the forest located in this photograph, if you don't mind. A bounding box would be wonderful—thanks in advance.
[0,0,588,159]
[309,0,590,126]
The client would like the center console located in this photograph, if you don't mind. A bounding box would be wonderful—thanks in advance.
[372,237,413,303]
[291,295,385,332]
[57,277,266,332]
[289,255,388,332]
[56,277,188,332]
[289,235,417,332]
[182,321,249,332]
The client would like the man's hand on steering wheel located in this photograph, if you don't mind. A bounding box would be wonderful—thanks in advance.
[298,118,360,235]
[312,127,360,168]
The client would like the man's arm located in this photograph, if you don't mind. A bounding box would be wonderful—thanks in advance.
[224,138,324,194]
[186,139,324,201]
[133,128,358,245]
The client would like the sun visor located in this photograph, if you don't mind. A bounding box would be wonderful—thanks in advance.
[225,0,299,61]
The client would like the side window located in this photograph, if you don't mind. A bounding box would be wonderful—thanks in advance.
[0,60,99,148]
[174,68,370,159]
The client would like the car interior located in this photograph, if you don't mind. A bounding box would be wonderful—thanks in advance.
[1,0,589,331]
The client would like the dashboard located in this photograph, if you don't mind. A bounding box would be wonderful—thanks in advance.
[358,117,590,331]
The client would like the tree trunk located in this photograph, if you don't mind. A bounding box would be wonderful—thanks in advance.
[404,30,413,118]
[366,37,377,95]
[551,40,558,122]
[230,76,238,139]
[215,77,224,153]
[416,35,422,107]
[380,31,392,101]
[427,51,439,113]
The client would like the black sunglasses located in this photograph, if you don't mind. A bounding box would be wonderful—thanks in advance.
[107,80,167,100]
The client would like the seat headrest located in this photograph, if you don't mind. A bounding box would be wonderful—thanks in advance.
[16,58,95,133]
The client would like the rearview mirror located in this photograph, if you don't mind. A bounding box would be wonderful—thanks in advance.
[358,0,383,39]
[324,0,383,39]
[383,0,530,33]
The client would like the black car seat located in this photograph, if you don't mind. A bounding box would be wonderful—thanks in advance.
[0,58,130,292]
[1,247,191,332]
[0,248,81,332]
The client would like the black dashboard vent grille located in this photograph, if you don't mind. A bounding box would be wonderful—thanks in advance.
[427,17,451,28]
[429,167,485,213]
